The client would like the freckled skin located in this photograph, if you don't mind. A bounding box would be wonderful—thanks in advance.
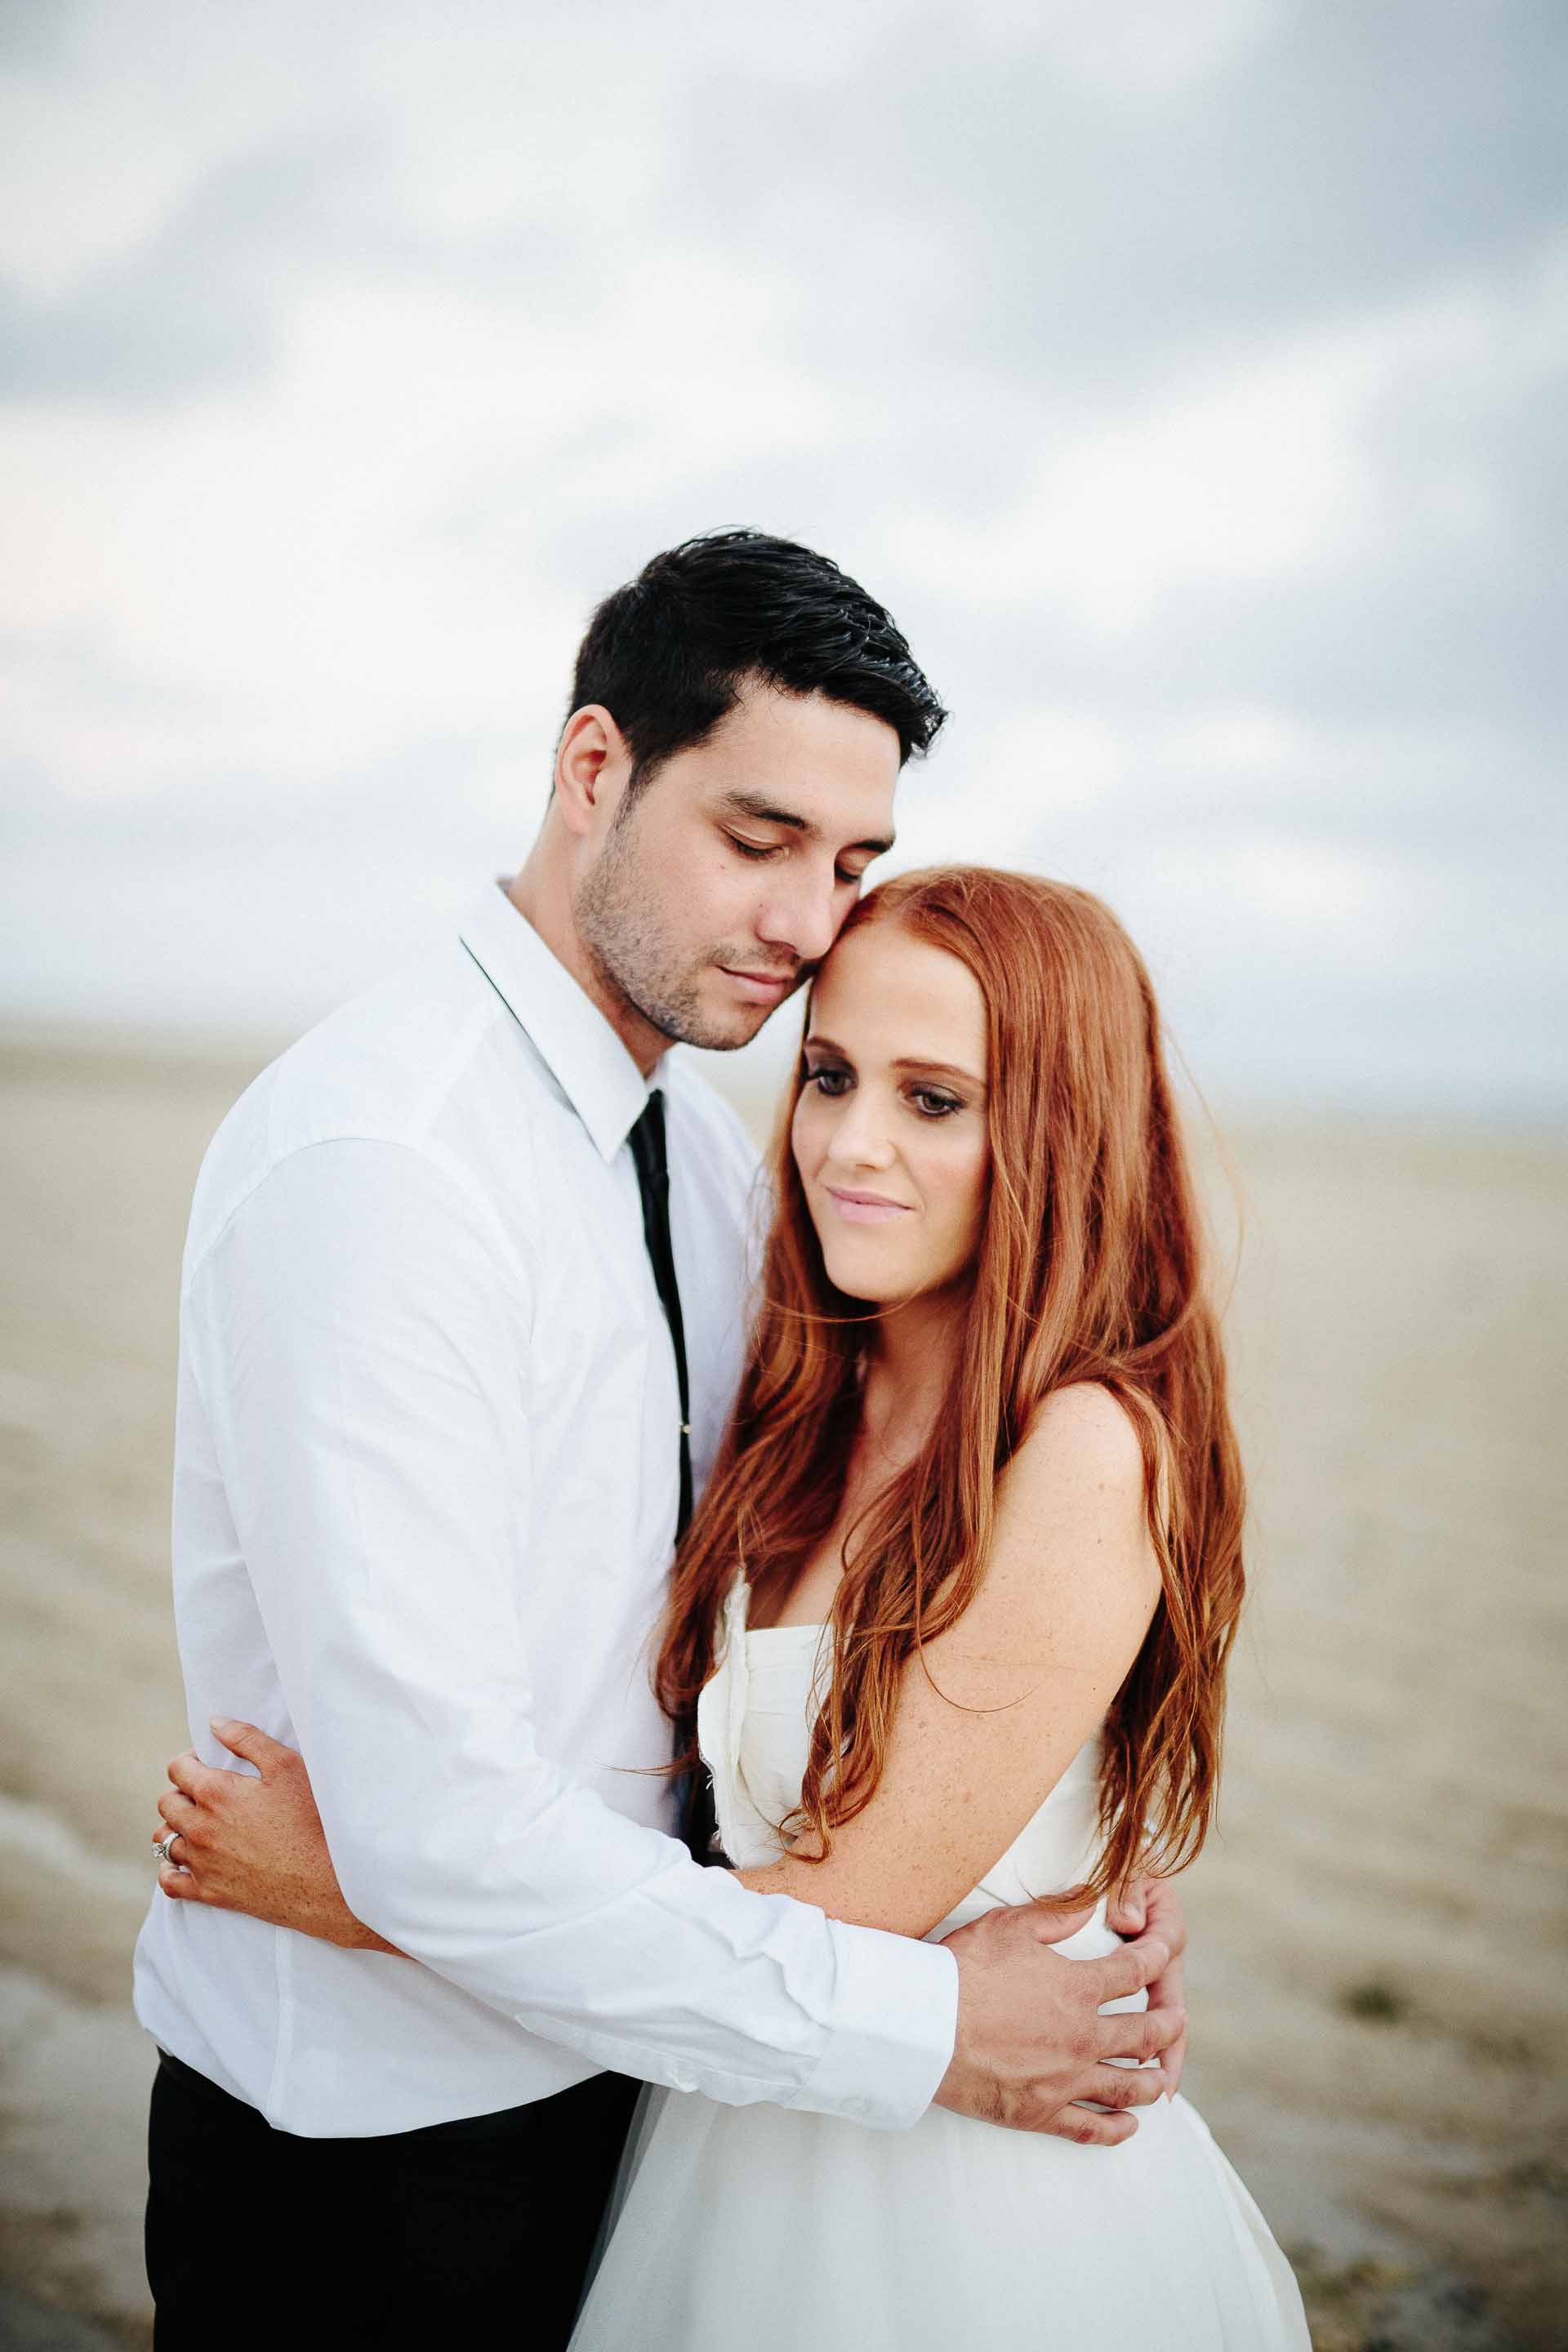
[154,865,1191,2143]
[742,924,1163,1944]
[793,923,992,1312]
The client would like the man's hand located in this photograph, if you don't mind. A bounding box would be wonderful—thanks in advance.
[1107,1874,1188,2098]
[933,1900,1181,2145]
[151,1719,396,1953]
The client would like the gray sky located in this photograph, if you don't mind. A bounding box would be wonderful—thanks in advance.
[2,0,1564,1119]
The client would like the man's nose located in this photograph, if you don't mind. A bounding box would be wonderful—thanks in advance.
[755,866,842,964]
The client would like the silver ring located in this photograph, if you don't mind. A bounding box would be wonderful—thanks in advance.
[152,1833,181,1866]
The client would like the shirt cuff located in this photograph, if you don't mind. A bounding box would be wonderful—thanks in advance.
[787,1922,960,2131]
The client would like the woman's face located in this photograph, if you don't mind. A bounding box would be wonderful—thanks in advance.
[791,921,991,1306]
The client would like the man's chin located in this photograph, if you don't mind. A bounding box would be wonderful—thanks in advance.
[634,965,800,1054]
[677,1003,777,1053]
[675,972,800,1052]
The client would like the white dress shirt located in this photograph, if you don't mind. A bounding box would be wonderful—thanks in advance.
[133,883,958,2137]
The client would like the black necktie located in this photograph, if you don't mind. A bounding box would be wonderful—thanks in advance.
[629,1092,719,1864]
[628,1090,693,1542]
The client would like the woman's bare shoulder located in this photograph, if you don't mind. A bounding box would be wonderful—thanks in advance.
[1013,1379,1148,1499]
[982,1382,1157,1633]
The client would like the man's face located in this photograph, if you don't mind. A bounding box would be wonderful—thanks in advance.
[572,684,901,1052]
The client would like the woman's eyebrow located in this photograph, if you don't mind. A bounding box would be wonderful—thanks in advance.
[804,1040,986,1091]
[893,1057,985,1089]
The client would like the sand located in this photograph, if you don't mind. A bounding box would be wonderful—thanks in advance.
[1,1027,1564,2350]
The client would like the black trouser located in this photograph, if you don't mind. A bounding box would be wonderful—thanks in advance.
[146,2050,639,2350]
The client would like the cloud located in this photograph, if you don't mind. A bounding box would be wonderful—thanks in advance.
[661,1,1568,409]
[0,2,87,69]
[880,233,1568,634]
[0,133,402,404]
[0,0,1562,1117]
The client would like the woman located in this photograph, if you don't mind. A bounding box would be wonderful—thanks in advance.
[161,869,1307,2347]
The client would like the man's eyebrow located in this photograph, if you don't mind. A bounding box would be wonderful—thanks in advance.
[719,788,895,858]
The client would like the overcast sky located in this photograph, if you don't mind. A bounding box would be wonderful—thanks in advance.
[2,0,1564,1120]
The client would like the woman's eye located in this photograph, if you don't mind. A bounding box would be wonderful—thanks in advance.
[804,1067,853,1097]
[911,1089,962,1119]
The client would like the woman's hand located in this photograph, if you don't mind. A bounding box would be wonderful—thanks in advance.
[152,1719,399,1955]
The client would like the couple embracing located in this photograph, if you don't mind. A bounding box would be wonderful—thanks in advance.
[136,530,1308,2347]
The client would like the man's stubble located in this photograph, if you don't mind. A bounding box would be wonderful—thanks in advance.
[572,800,790,1054]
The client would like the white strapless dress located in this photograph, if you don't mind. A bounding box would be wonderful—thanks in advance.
[570,1584,1309,2351]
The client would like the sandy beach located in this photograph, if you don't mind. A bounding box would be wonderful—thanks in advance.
[1,1027,1564,2350]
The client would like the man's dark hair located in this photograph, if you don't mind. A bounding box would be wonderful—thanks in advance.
[568,528,947,791]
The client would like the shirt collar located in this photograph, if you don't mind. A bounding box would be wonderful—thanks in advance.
[459,882,657,1161]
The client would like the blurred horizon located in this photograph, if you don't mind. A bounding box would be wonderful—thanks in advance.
[4,999,1566,1142]
[4,1,1565,1126]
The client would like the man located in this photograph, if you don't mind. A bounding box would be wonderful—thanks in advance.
[136,530,1186,2345]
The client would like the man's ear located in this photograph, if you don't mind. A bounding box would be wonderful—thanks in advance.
[555,705,631,839]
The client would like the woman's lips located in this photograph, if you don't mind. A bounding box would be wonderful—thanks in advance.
[824,1185,912,1225]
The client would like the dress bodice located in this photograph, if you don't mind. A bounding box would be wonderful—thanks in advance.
[695,1579,1120,1951]
[577,1584,1312,2351]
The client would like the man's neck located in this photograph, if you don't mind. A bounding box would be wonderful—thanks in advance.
[503,860,668,1079]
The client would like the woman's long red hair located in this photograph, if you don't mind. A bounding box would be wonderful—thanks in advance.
[656,867,1245,1900]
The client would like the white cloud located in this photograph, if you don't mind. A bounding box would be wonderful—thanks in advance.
[884,245,1568,633]
[1154,704,1304,773]
[1,2,1562,1120]
[912,0,1276,91]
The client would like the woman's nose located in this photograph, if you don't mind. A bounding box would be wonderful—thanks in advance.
[826,1099,897,1170]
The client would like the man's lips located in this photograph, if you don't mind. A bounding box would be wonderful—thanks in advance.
[717,965,798,1003]
[823,1184,913,1225]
